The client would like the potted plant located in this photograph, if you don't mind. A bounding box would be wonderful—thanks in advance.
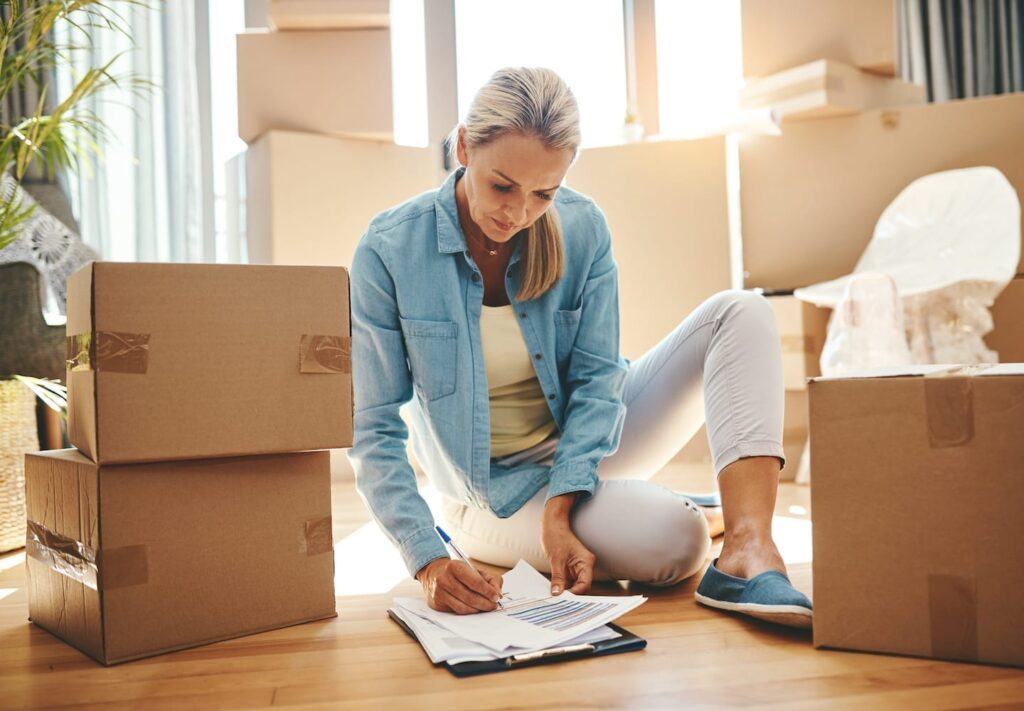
[0,0,142,553]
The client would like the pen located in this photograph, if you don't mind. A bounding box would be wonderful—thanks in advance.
[435,525,504,610]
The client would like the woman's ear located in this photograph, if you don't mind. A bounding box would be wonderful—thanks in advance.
[456,127,469,167]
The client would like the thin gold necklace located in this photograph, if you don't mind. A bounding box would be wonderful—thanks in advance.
[465,226,507,256]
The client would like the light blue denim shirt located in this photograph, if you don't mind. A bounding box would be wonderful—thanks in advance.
[349,167,628,576]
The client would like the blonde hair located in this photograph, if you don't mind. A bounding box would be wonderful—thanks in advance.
[449,67,580,301]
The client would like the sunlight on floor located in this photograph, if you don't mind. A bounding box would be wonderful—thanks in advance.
[333,521,409,597]
[0,588,17,601]
[772,515,813,565]
[333,485,448,597]
[0,552,25,573]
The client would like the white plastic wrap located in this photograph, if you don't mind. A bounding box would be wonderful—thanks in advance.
[795,167,1021,309]
[819,273,913,376]
[792,167,1020,484]
[798,166,1020,367]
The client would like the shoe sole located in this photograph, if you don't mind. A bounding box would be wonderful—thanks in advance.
[694,592,813,629]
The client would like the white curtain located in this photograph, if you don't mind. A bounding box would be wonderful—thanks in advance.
[55,2,215,263]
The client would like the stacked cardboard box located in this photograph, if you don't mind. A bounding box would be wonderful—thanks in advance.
[267,0,389,31]
[235,1,435,271]
[739,58,925,122]
[736,0,924,475]
[809,364,1024,667]
[739,0,919,121]
[740,94,1024,291]
[738,4,1024,489]
[25,262,351,664]
[741,0,897,77]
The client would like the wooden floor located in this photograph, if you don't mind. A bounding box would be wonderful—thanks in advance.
[2,462,1023,709]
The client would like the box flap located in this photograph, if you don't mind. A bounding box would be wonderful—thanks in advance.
[811,363,1024,382]
[24,449,105,663]
[810,364,957,381]
[66,262,99,461]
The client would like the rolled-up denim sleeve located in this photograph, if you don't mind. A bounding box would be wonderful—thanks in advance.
[349,228,449,577]
[546,203,628,503]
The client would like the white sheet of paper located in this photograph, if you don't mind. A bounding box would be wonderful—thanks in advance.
[393,559,646,653]
[391,604,621,665]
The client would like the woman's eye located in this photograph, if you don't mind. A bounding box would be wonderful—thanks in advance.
[493,184,513,193]
[536,192,553,201]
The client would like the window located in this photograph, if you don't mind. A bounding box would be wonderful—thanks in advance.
[454,0,628,147]
[655,0,742,138]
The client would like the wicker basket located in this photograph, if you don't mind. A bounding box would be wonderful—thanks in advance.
[1,378,38,553]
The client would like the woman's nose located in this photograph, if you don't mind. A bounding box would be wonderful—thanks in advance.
[504,196,527,224]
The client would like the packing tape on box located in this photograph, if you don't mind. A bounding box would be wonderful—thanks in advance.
[66,332,350,374]
[303,516,334,556]
[26,520,149,591]
[928,574,979,661]
[26,520,99,590]
[66,331,151,374]
[922,365,998,448]
[300,335,351,374]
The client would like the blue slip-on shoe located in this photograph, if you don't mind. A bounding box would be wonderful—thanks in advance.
[695,558,813,629]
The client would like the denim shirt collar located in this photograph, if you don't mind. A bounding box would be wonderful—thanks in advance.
[434,167,469,254]
[435,166,526,266]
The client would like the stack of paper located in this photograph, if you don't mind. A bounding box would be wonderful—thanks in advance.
[390,560,646,665]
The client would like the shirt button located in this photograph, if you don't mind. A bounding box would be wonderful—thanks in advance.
[534,353,542,360]
[519,312,528,319]
[471,273,481,282]
[548,393,556,400]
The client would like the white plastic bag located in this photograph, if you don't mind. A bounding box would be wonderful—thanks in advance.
[818,272,914,376]
[792,167,1020,484]
[796,166,1021,310]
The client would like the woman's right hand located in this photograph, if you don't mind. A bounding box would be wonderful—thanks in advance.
[416,558,504,614]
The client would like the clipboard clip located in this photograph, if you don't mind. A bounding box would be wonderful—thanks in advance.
[506,643,596,666]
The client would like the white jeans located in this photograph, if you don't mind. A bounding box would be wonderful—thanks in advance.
[441,290,785,586]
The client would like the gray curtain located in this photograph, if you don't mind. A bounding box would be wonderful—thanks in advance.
[898,0,1024,102]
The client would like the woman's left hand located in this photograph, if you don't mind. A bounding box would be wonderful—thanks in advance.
[540,493,595,595]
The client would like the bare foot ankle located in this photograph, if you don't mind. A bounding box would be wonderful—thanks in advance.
[700,506,725,538]
[715,539,786,580]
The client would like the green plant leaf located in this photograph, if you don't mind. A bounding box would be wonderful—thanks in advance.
[12,374,68,419]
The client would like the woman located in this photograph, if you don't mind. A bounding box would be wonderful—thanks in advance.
[350,67,812,628]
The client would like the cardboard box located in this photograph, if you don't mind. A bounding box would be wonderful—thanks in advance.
[986,275,1024,363]
[267,0,389,30]
[741,0,896,77]
[567,138,732,360]
[244,130,436,267]
[767,294,831,390]
[740,94,1024,290]
[66,262,352,464]
[809,364,1024,667]
[237,29,392,143]
[740,59,924,122]
[25,449,336,665]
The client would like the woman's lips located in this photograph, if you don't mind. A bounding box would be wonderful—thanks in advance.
[493,218,515,231]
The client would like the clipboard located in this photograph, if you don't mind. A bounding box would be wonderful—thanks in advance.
[388,609,647,677]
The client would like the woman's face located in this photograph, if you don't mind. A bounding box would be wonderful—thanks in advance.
[456,129,574,243]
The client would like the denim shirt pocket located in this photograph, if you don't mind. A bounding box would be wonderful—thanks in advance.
[399,317,458,401]
[553,306,583,370]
